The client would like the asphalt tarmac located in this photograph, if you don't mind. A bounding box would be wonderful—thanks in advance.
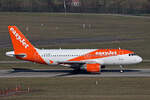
[0,68,150,77]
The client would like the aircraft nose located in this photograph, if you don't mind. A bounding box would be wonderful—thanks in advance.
[137,56,143,63]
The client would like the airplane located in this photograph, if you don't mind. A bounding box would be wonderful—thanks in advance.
[6,26,143,73]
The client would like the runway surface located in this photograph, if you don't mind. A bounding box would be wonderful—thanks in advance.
[0,68,150,77]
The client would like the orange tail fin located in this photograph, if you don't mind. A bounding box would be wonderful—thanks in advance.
[8,26,46,64]
[8,26,35,54]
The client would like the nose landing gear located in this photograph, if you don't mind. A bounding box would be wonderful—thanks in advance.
[120,65,124,73]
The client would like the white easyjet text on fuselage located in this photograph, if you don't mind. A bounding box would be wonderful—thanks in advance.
[95,51,117,56]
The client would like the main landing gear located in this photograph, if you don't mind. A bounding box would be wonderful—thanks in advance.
[120,65,124,73]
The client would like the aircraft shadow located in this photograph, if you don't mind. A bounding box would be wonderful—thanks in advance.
[11,68,140,73]
[101,69,140,72]
[11,68,72,73]
[9,68,141,77]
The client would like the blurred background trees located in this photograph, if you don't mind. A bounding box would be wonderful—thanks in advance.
[0,0,149,14]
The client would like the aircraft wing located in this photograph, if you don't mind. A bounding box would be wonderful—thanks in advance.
[57,60,99,65]
[57,61,86,65]
[57,60,102,72]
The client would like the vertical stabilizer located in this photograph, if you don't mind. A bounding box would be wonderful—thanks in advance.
[8,26,46,64]
[8,26,35,54]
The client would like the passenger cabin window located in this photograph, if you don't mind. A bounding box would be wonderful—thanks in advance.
[129,53,136,56]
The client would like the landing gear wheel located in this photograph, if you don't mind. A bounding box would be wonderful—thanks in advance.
[120,70,123,73]
[72,68,81,74]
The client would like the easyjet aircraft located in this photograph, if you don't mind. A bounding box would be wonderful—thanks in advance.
[6,26,142,73]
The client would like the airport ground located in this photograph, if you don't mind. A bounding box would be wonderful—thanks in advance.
[1,77,150,100]
[0,12,150,100]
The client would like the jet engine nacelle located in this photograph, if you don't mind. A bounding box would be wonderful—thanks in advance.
[81,63,101,72]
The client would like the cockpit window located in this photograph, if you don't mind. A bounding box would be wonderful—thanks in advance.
[129,53,136,56]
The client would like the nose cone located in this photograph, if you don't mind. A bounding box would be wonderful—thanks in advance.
[136,56,143,63]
